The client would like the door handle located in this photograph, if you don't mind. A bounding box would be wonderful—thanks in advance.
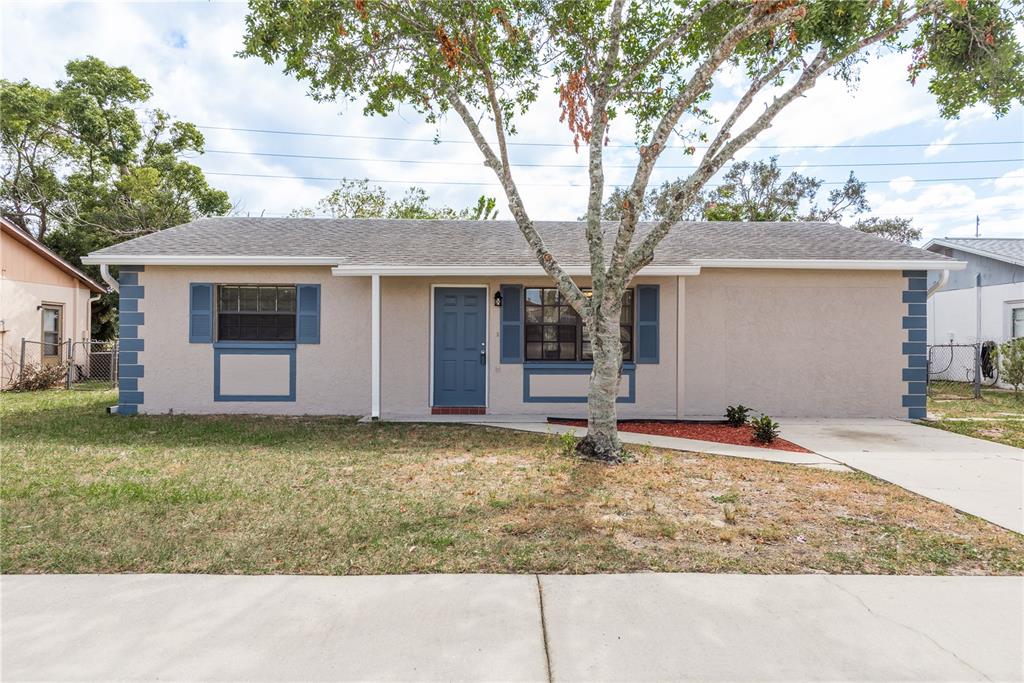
[480,341,486,363]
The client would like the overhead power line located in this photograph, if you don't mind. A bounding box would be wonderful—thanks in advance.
[197,125,1024,150]
[194,149,1024,170]
[203,171,1008,187]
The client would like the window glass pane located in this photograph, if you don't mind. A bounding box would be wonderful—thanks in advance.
[42,308,59,333]
[542,342,560,359]
[542,289,559,305]
[542,326,557,342]
[1014,308,1024,338]
[581,341,592,360]
[219,286,238,312]
[259,287,278,312]
[557,325,576,342]
[541,306,559,323]
[559,306,578,324]
[559,343,575,359]
[239,287,259,312]
[525,342,542,360]
[278,287,296,312]
[525,288,543,305]
[525,306,543,324]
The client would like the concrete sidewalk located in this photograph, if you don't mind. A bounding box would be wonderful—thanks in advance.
[3,574,1022,681]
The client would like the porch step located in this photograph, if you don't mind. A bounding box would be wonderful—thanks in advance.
[431,406,486,416]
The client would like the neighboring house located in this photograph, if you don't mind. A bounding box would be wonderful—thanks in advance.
[0,218,106,386]
[924,238,1024,345]
[81,218,963,420]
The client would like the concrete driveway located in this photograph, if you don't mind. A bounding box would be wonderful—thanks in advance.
[780,419,1024,534]
[2,574,1021,682]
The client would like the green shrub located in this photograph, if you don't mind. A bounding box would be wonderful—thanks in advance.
[997,338,1024,395]
[725,404,751,427]
[750,415,780,444]
[558,429,578,457]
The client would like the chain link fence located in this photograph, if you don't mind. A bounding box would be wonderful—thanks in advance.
[68,339,118,390]
[927,343,1000,399]
[2,338,118,391]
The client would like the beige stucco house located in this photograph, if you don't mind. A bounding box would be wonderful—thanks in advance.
[81,218,964,419]
[1,218,106,386]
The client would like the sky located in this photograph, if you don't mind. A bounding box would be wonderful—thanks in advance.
[2,1,1022,244]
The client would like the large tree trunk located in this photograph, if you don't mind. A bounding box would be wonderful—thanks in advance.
[576,306,625,463]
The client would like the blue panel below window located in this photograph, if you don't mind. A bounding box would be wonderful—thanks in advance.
[903,368,927,382]
[214,345,296,402]
[907,406,927,419]
[522,363,635,403]
[907,329,927,342]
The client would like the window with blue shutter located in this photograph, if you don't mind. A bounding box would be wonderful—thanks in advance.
[636,284,659,364]
[296,284,321,344]
[500,284,523,363]
[189,283,213,343]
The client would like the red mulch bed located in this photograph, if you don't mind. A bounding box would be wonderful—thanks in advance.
[548,419,814,453]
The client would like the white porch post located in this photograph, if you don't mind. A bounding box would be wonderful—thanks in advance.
[371,273,381,419]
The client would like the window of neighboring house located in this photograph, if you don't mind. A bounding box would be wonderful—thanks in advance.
[217,285,297,342]
[1013,307,1024,339]
[40,304,62,358]
[524,288,633,362]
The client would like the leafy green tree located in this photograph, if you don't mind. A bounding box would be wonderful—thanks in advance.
[242,0,1024,461]
[599,157,922,243]
[2,57,231,338]
[291,179,498,219]
[997,338,1024,396]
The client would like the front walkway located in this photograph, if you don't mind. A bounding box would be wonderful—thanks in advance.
[3,574,1020,681]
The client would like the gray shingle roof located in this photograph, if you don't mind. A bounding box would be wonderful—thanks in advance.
[929,238,1024,267]
[86,217,954,266]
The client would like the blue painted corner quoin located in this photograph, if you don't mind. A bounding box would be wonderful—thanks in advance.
[901,270,928,419]
[118,266,145,414]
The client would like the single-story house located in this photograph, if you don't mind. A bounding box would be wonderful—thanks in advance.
[923,237,1023,389]
[81,218,964,420]
[924,237,1024,345]
[1,217,106,387]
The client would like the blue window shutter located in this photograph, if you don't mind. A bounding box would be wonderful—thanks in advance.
[296,284,321,344]
[500,284,523,363]
[636,284,659,364]
[189,283,213,343]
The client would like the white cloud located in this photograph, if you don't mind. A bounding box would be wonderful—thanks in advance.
[889,176,916,194]
[924,134,954,157]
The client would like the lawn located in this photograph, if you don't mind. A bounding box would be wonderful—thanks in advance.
[926,387,1024,449]
[3,390,1022,576]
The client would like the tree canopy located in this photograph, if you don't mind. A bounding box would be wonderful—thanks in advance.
[291,179,499,220]
[597,157,923,243]
[1,56,230,253]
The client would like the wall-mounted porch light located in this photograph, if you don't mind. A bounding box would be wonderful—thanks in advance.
[493,291,503,307]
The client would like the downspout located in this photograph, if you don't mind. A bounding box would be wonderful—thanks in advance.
[926,270,949,299]
[99,264,119,294]
[926,270,948,348]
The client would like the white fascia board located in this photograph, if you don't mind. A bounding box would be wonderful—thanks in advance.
[922,239,1024,268]
[81,255,343,266]
[330,265,703,276]
[691,258,968,271]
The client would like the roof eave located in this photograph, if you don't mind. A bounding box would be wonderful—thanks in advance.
[923,239,1024,269]
[2,219,106,293]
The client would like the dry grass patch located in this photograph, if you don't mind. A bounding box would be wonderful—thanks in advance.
[3,390,1022,575]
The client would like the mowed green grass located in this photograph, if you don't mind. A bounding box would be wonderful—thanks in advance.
[3,390,1022,575]
[927,388,1024,448]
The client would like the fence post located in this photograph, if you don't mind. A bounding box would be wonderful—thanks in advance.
[66,338,73,389]
[973,343,982,399]
[19,338,26,380]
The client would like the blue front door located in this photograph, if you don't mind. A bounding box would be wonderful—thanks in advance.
[433,287,487,407]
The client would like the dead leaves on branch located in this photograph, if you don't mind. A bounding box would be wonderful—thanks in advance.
[558,69,591,151]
